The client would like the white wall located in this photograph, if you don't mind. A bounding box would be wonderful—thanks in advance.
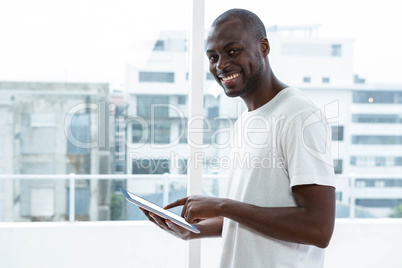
[1,219,401,268]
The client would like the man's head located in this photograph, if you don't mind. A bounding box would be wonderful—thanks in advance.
[211,9,267,43]
[206,9,270,98]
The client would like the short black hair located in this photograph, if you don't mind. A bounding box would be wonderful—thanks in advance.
[211,9,267,42]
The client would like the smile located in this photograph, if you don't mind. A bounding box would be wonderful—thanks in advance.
[221,73,240,82]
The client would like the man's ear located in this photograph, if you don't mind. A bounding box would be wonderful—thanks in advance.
[261,37,270,56]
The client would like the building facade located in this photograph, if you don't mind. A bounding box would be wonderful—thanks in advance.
[0,81,113,221]
[123,26,402,218]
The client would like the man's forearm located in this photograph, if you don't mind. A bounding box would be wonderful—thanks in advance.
[217,186,335,248]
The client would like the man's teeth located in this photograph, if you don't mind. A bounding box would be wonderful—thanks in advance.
[222,73,240,81]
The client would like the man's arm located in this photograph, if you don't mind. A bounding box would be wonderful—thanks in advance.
[140,207,223,240]
[166,184,335,248]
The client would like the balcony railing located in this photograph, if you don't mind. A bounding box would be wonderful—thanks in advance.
[1,173,402,223]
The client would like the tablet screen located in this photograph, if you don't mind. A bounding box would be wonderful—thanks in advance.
[121,188,200,233]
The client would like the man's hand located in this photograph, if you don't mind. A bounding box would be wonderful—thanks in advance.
[139,196,224,240]
[164,195,224,223]
[139,207,193,240]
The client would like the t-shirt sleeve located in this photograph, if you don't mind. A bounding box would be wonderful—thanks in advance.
[280,108,336,188]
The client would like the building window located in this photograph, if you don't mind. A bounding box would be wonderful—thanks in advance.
[354,74,366,84]
[139,72,174,83]
[66,113,90,155]
[153,40,165,51]
[153,123,171,144]
[331,44,342,57]
[137,96,169,118]
[352,114,402,124]
[353,91,396,104]
[303,77,311,83]
[333,159,343,174]
[398,92,402,103]
[0,135,4,158]
[20,114,56,154]
[132,121,146,143]
[355,198,402,208]
[66,187,89,218]
[178,95,186,105]
[322,77,330,83]
[331,125,344,141]
[356,179,402,188]
[132,159,169,174]
[352,135,402,145]
[131,120,171,144]
[351,156,402,167]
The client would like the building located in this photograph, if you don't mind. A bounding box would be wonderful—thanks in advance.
[0,81,113,221]
[122,25,402,218]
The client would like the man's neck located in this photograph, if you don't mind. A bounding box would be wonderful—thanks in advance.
[242,76,288,112]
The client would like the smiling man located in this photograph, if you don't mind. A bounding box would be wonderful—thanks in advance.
[142,9,336,268]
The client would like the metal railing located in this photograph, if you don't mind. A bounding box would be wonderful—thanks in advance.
[1,173,402,222]
[0,173,227,222]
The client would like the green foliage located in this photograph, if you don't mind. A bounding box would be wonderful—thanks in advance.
[110,194,124,220]
[390,204,402,218]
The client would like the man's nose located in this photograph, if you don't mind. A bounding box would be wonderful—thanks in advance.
[216,55,231,71]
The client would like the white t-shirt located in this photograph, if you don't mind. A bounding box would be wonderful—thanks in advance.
[219,87,336,268]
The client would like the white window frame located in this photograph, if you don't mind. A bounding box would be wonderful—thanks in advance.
[186,1,205,268]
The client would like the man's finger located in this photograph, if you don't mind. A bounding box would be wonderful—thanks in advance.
[164,197,189,210]
[140,208,156,223]
[149,213,169,230]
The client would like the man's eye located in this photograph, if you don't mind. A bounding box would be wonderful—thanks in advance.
[209,55,218,61]
[229,49,239,54]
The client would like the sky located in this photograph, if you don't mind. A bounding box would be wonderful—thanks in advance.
[1,0,401,87]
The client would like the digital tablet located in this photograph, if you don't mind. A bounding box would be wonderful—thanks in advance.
[120,188,200,234]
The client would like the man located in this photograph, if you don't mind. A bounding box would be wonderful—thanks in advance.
[142,8,336,268]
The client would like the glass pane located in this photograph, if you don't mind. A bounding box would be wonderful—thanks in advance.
[203,1,402,225]
[0,0,191,224]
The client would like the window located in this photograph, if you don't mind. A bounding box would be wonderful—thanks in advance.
[303,77,311,83]
[334,159,343,174]
[132,159,169,174]
[139,72,174,83]
[131,120,171,144]
[0,168,4,192]
[356,199,402,208]
[398,92,402,103]
[353,91,397,104]
[354,74,366,84]
[66,113,90,155]
[67,187,89,218]
[331,125,344,141]
[137,96,169,118]
[352,135,402,145]
[178,95,186,105]
[352,114,401,124]
[351,156,402,166]
[153,122,171,144]
[0,135,4,158]
[0,200,3,221]
[322,77,330,83]
[20,114,56,154]
[356,179,402,188]
[153,40,165,51]
[331,44,342,57]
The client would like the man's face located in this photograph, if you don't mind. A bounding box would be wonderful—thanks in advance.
[206,20,264,98]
